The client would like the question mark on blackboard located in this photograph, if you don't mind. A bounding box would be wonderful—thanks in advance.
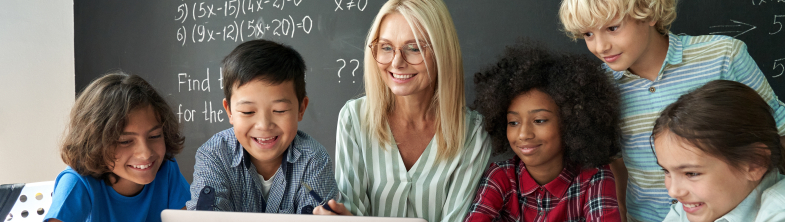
[337,59,346,83]
[350,59,359,83]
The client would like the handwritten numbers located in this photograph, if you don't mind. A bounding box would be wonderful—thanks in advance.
[175,1,309,45]
[774,58,785,78]
[300,16,312,34]
[771,15,784,35]
[176,3,188,23]
[177,26,187,46]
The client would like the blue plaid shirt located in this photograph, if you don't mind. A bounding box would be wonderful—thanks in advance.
[186,128,337,214]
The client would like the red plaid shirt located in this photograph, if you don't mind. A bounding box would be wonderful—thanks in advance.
[464,156,620,222]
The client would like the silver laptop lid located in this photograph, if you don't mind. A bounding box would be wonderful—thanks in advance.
[161,210,428,222]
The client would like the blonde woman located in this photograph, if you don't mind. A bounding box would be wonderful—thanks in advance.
[313,0,491,221]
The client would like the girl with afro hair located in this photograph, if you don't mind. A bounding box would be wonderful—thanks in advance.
[464,40,622,222]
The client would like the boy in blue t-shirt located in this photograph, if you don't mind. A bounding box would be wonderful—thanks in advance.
[558,0,785,221]
[46,73,190,222]
[186,39,337,214]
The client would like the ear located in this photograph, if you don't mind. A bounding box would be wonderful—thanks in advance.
[743,143,772,182]
[222,98,233,125]
[297,96,309,122]
[648,19,657,27]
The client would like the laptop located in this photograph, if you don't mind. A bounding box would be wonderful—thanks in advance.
[161,210,428,222]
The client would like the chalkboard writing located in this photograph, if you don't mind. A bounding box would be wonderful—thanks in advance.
[75,0,784,182]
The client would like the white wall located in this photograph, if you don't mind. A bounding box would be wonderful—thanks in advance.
[0,0,74,184]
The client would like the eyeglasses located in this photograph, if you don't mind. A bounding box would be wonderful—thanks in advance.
[368,41,430,65]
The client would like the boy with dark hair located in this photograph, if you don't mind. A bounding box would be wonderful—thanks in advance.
[186,39,337,214]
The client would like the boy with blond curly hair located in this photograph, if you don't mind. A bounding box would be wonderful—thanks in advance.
[559,0,785,221]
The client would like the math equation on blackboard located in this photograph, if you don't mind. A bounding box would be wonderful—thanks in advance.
[174,0,312,46]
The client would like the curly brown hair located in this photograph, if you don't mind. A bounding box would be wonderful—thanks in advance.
[472,39,622,168]
[61,72,184,184]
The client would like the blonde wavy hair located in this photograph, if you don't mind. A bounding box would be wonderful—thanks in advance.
[362,0,465,161]
[559,0,677,40]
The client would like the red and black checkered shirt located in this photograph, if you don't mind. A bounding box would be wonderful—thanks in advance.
[464,156,621,222]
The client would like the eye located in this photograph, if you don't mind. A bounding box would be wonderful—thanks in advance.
[149,134,163,139]
[583,32,593,38]
[240,111,254,115]
[507,121,519,126]
[534,119,548,124]
[406,44,421,53]
[608,26,619,31]
[380,43,394,52]
[661,168,670,175]
[118,139,133,145]
[273,110,288,114]
[685,172,701,178]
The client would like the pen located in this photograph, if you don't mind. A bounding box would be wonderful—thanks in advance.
[302,183,339,214]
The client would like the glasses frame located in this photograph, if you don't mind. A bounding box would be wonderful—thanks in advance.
[368,40,431,65]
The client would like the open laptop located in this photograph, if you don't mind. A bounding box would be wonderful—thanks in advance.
[161,210,428,222]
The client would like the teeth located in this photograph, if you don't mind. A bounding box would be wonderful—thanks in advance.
[255,137,276,143]
[684,203,702,208]
[392,73,414,79]
[131,163,152,169]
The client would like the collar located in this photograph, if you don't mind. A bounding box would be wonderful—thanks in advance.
[610,32,683,81]
[716,170,781,221]
[229,129,305,168]
[518,157,577,199]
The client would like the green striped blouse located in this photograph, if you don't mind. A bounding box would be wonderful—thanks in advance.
[334,97,492,222]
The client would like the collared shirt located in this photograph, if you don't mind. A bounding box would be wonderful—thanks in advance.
[663,170,785,222]
[464,156,620,222]
[608,32,785,221]
[335,97,492,222]
[185,128,337,214]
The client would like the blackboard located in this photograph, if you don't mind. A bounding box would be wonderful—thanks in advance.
[75,0,785,182]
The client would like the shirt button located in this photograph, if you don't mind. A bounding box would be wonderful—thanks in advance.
[671,200,678,204]
[538,211,543,215]
[204,187,212,194]
[649,87,656,93]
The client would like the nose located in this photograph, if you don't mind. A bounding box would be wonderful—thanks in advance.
[666,176,688,199]
[254,112,274,131]
[594,34,611,55]
[134,140,153,159]
[390,48,407,68]
[518,122,535,141]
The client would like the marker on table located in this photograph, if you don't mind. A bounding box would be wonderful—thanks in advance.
[302,183,338,214]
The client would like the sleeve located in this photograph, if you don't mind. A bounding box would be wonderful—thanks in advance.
[185,141,234,211]
[725,40,785,135]
[440,115,493,222]
[334,102,371,216]
[463,163,507,222]
[584,165,621,222]
[45,172,92,222]
[297,146,339,214]
[165,159,191,209]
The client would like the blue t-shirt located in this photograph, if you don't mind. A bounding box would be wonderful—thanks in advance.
[45,159,190,222]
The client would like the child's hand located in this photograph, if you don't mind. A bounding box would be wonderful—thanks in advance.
[312,199,353,215]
